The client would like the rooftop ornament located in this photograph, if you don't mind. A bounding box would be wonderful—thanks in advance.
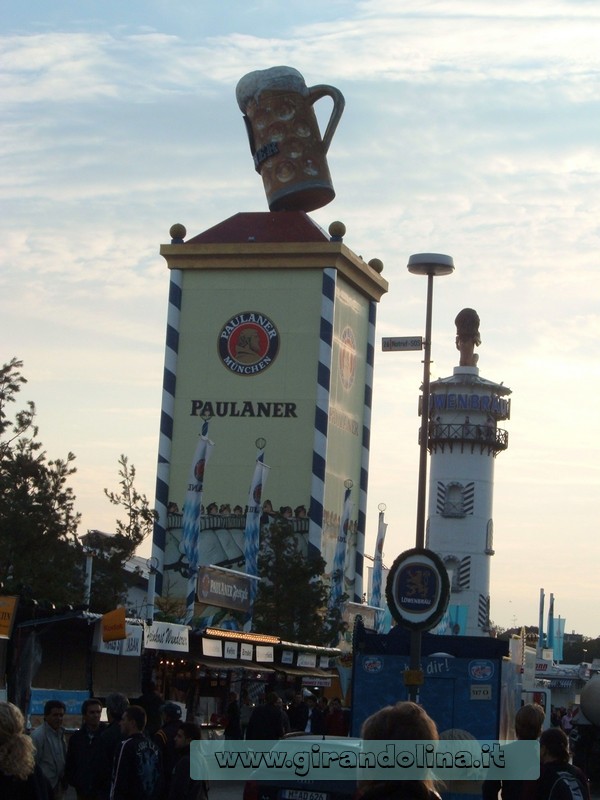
[236,66,345,213]
[455,307,481,367]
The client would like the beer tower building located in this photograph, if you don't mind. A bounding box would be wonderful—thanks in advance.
[149,67,393,625]
[150,213,388,620]
[426,309,511,637]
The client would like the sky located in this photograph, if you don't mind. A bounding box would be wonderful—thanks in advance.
[2,1,600,638]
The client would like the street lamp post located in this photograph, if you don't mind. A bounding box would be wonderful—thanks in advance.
[406,252,454,701]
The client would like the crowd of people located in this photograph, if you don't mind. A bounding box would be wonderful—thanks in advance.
[0,688,348,800]
[0,694,207,800]
[359,700,591,800]
[1,692,594,800]
[230,690,350,740]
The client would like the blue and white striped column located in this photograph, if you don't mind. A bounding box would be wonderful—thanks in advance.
[354,299,377,602]
[151,268,182,596]
[308,268,336,560]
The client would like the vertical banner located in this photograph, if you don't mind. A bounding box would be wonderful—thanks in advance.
[553,616,565,662]
[546,592,555,651]
[329,483,353,609]
[537,588,545,656]
[243,447,270,630]
[181,420,214,625]
[370,508,387,631]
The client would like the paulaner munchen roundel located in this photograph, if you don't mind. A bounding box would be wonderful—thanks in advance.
[218,311,280,375]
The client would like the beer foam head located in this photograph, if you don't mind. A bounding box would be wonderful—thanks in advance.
[236,66,307,111]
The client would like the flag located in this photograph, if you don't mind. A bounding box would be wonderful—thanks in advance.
[243,448,270,629]
[329,484,353,609]
[553,616,565,662]
[547,593,555,650]
[537,588,545,654]
[181,420,214,625]
[370,509,387,632]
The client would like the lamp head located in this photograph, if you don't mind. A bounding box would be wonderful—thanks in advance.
[407,253,454,276]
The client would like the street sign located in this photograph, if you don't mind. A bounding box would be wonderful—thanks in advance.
[382,336,423,351]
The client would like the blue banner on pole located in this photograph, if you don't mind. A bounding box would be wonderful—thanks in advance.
[181,421,214,624]
[329,485,353,609]
[243,448,270,629]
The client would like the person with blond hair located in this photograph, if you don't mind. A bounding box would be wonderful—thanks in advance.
[0,701,52,799]
[359,701,441,800]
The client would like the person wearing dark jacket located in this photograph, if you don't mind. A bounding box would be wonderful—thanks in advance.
[303,695,325,735]
[287,693,308,732]
[482,702,545,800]
[154,703,182,799]
[65,698,106,800]
[246,693,289,740]
[110,705,163,800]
[96,693,128,800]
[135,682,163,737]
[168,722,208,800]
[529,728,590,800]
[224,692,242,740]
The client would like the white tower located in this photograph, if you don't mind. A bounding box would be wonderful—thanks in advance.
[425,309,511,637]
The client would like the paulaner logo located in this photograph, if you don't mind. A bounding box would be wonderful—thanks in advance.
[218,312,279,375]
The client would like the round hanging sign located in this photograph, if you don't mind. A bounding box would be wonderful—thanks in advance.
[386,547,450,631]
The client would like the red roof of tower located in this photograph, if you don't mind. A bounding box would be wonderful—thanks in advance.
[185,212,330,244]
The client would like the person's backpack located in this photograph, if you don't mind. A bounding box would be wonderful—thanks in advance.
[548,769,587,800]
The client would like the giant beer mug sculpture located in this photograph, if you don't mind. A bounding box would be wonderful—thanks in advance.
[236,66,345,212]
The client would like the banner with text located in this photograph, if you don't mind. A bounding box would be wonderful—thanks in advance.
[197,565,255,613]
[144,621,189,652]
[93,622,143,656]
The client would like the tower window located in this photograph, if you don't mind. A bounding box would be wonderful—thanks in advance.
[436,481,475,517]
[485,519,494,555]
[443,555,461,592]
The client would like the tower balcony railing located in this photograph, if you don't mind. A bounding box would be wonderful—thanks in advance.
[419,422,509,456]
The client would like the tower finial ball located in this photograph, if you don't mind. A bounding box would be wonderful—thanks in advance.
[169,223,187,241]
[368,258,384,273]
[328,220,346,238]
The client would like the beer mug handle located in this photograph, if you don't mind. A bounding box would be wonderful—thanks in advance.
[307,85,345,154]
